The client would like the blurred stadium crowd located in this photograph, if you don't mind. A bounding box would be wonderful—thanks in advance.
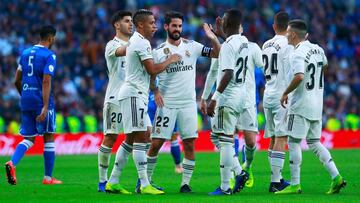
[0,0,359,134]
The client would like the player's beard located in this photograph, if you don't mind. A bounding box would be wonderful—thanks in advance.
[168,31,181,41]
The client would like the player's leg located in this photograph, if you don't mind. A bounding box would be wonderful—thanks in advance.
[306,120,346,194]
[170,132,183,174]
[6,111,37,185]
[177,105,199,193]
[240,106,258,188]
[264,107,275,169]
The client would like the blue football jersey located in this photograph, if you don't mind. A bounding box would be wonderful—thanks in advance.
[19,45,56,111]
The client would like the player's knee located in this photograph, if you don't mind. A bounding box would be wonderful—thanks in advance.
[43,133,54,143]
[102,134,118,147]
[183,138,195,151]
[22,138,34,148]
[25,137,36,143]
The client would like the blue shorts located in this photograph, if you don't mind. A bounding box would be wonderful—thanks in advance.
[20,109,56,136]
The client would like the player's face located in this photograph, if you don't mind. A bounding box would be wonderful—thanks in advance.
[143,15,157,39]
[165,18,182,41]
[118,16,133,36]
[286,26,296,46]
[221,14,228,34]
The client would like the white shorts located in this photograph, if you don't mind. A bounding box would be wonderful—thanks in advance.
[235,106,258,133]
[264,105,287,138]
[212,106,238,135]
[120,97,152,134]
[285,114,322,140]
[151,105,198,140]
[103,102,123,135]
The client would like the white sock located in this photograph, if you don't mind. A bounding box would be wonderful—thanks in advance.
[307,140,339,179]
[268,149,272,165]
[133,143,150,187]
[219,136,233,191]
[147,155,158,182]
[232,155,242,176]
[270,151,285,183]
[244,145,256,168]
[108,142,132,184]
[98,144,112,183]
[181,158,195,186]
[288,140,302,185]
[210,132,220,150]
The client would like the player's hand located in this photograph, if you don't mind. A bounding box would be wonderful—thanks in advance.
[280,94,288,108]
[36,107,48,122]
[154,90,164,107]
[203,23,217,41]
[207,99,217,117]
[200,99,207,115]
[213,16,226,39]
[168,54,181,64]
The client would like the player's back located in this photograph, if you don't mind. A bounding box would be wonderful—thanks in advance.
[20,45,56,111]
[118,32,152,103]
[104,37,127,103]
[217,34,263,110]
[289,40,327,120]
[262,35,293,108]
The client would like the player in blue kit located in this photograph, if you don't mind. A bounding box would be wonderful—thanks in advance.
[5,25,62,185]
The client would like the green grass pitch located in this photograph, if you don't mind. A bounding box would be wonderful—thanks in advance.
[0,150,359,203]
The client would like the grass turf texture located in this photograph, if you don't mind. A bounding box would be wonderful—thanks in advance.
[0,150,359,203]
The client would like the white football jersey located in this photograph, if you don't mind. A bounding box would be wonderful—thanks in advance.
[153,38,208,108]
[288,40,328,120]
[201,58,219,100]
[104,37,127,105]
[217,34,263,110]
[118,32,153,103]
[262,35,294,108]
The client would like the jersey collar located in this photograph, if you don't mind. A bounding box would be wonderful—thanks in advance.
[295,40,309,49]
[35,44,45,48]
[166,38,183,48]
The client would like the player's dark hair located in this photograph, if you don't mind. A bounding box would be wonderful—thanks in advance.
[39,25,56,40]
[164,11,183,25]
[224,9,242,30]
[288,19,307,38]
[111,10,132,28]
[274,11,289,32]
[133,9,153,27]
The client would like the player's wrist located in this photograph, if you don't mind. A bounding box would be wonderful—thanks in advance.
[211,91,221,101]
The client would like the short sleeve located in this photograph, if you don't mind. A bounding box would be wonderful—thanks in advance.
[105,41,120,58]
[290,53,305,75]
[136,39,153,61]
[219,42,235,71]
[44,53,56,76]
[193,41,212,58]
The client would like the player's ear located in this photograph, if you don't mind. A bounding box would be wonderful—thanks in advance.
[164,23,169,31]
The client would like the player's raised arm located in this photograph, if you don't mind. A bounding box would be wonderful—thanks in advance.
[142,54,181,75]
[203,23,221,58]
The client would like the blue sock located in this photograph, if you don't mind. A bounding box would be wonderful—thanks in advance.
[170,140,181,165]
[11,139,34,166]
[44,142,55,177]
[234,136,239,157]
[241,145,246,163]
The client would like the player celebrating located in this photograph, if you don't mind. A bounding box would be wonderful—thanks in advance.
[5,25,62,185]
[146,11,221,193]
[276,20,346,194]
[97,10,132,193]
[206,9,263,195]
[261,11,293,192]
[115,9,180,195]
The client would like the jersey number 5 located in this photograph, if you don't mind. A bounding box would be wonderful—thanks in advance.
[28,56,34,77]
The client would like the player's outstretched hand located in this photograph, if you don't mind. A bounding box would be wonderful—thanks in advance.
[154,90,164,108]
[169,54,182,64]
[203,23,217,41]
[280,94,288,108]
[207,99,216,117]
[36,107,48,122]
[200,99,207,115]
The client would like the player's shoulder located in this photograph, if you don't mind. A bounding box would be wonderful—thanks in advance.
[154,42,166,51]
[182,38,195,44]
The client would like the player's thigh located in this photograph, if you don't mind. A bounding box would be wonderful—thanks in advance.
[212,106,237,136]
[103,102,123,135]
[177,105,198,140]
[35,108,56,135]
[273,105,288,137]
[264,107,275,138]
[236,106,258,133]
[120,97,148,134]
[20,110,37,137]
[151,106,176,140]
[306,119,322,141]
[286,114,310,140]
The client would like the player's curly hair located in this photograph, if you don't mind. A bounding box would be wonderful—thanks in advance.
[111,10,132,28]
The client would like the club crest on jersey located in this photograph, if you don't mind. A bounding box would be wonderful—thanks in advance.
[164,48,171,55]
[185,50,190,57]
[156,127,161,134]
[139,121,144,127]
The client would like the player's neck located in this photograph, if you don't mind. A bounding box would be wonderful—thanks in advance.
[38,41,50,49]
[275,30,287,36]
[167,38,181,46]
[115,32,129,42]
[225,30,239,38]
[136,30,150,40]
[293,39,305,48]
